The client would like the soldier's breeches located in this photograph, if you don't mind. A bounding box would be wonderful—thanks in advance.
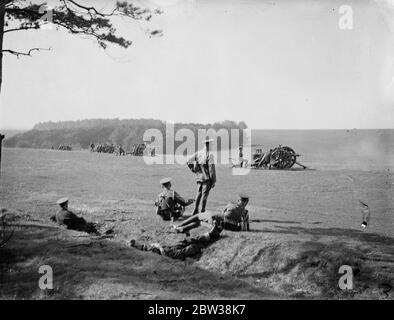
[194,181,212,213]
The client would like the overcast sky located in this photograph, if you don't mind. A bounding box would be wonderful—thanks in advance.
[0,0,393,129]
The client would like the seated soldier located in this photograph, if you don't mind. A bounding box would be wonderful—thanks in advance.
[50,197,99,234]
[155,177,194,222]
[130,222,223,260]
[174,193,250,233]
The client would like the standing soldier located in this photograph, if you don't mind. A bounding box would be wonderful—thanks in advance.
[238,145,248,167]
[187,138,216,215]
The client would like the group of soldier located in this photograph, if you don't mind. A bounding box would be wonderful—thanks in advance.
[90,143,125,155]
[51,138,251,260]
[90,142,150,156]
[52,145,72,151]
[132,138,251,259]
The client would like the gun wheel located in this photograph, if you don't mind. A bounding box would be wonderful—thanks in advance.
[270,146,297,169]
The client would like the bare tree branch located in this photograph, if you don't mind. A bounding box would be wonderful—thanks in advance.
[2,47,51,58]
[0,0,163,92]
[61,0,116,18]
[4,25,40,33]
[4,1,163,49]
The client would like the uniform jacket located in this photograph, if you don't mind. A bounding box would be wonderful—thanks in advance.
[187,149,216,183]
[155,188,188,212]
[51,208,81,226]
[223,202,248,225]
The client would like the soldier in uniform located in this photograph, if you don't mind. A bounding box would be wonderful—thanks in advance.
[155,178,194,222]
[222,193,250,231]
[238,145,244,167]
[258,148,273,168]
[129,222,223,260]
[50,198,98,234]
[174,193,250,233]
[187,138,216,215]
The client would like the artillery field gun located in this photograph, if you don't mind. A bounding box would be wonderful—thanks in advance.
[251,145,307,170]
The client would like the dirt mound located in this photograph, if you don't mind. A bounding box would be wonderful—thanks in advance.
[196,231,393,299]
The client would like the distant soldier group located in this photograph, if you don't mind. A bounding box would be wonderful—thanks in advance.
[115,145,126,156]
[94,143,116,154]
[90,142,145,156]
[128,143,146,156]
[57,145,72,151]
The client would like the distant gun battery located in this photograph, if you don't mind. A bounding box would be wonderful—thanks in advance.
[250,145,307,170]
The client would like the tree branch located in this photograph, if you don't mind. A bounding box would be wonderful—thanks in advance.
[2,47,51,58]
[3,1,163,51]
[61,0,115,18]
[4,25,40,33]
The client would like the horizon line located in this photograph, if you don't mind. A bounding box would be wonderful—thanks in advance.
[1,127,394,131]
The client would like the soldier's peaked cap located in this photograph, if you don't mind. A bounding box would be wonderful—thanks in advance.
[238,193,249,200]
[56,197,68,205]
[160,177,172,185]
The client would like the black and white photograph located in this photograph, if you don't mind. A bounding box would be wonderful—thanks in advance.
[0,0,393,305]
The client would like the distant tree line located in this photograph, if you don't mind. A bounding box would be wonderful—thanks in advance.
[4,118,248,152]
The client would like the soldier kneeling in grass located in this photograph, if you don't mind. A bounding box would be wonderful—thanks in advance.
[129,222,223,260]
[174,193,250,233]
[155,177,195,222]
[51,198,99,234]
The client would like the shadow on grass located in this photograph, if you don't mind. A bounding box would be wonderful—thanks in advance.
[250,229,299,235]
[279,226,394,247]
[251,219,301,224]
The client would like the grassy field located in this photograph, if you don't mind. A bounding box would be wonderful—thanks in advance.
[0,146,393,299]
